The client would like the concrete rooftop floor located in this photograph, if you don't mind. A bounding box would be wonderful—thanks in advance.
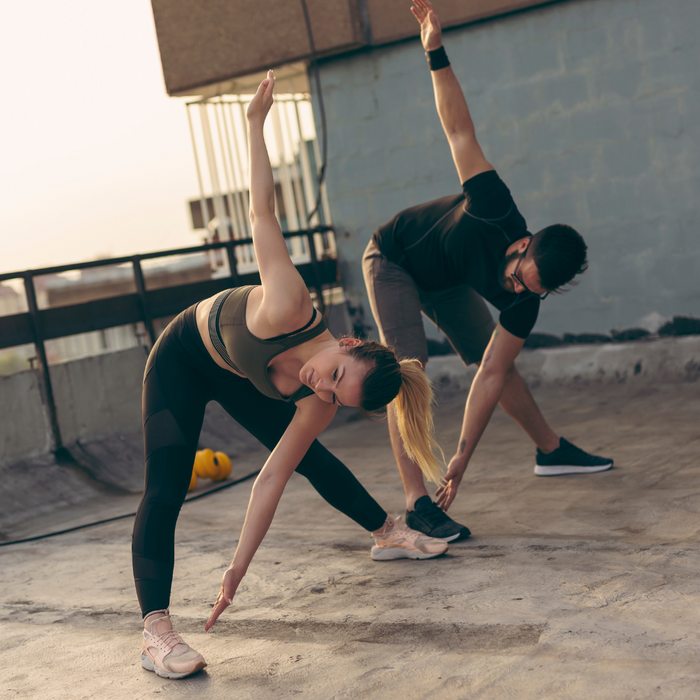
[1,380,700,699]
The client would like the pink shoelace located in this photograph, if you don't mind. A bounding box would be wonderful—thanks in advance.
[151,627,187,653]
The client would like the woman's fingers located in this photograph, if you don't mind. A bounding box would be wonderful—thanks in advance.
[247,70,276,122]
[263,69,275,96]
[204,593,230,632]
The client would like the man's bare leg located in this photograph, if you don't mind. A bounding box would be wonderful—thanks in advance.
[497,366,560,454]
[496,366,613,474]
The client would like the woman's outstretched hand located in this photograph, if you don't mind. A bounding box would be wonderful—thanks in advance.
[246,69,275,124]
[204,567,242,631]
[410,0,443,52]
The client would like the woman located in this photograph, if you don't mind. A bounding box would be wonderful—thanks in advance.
[133,71,446,680]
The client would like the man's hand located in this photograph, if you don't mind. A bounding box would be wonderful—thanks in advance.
[435,453,466,511]
[204,567,242,631]
[411,0,442,52]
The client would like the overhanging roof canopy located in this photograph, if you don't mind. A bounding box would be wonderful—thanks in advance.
[151,0,564,96]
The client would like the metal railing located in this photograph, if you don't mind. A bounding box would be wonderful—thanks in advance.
[0,227,338,454]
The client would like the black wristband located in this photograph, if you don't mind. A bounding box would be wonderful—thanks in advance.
[426,46,450,71]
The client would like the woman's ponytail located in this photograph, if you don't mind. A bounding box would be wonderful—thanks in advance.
[393,360,445,484]
[349,340,445,484]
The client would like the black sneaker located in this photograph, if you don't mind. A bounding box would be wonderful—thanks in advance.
[535,438,613,476]
[405,496,471,542]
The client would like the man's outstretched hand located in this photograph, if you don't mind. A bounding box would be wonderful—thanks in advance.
[411,0,443,52]
[435,453,466,512]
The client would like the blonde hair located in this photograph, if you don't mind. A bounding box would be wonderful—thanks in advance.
[393,360,445,484]
[348,341,445,484]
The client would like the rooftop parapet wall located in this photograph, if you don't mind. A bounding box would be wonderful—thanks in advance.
[150,0,565,95]
[0,347,145,467]
[2,335,698,469]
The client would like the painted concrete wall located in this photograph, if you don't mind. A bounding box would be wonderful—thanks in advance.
[0,370,52,465]
[317,0,699,337]
[0,347,146,467]
[51,347,146,445]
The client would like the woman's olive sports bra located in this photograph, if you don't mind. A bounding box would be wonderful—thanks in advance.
[207,286,326,402]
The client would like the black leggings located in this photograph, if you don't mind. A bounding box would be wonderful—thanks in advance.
[132,305,387,617]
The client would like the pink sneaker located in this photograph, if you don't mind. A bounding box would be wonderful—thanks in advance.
[141,610,206,679]
[371,517,449,561]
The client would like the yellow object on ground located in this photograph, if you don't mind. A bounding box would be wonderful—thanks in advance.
[188,469,197,492]
[212,451,232,481]
[191,448,232,483]
[199,449,219,479]
[193,451,207,478]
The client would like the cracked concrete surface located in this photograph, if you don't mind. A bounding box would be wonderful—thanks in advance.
[1,382,699,699]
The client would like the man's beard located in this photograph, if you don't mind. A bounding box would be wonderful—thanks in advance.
[498,250,521,292]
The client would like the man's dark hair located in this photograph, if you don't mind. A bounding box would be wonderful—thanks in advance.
[530,224,588,292]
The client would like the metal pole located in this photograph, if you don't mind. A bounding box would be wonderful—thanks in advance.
[235,101,255,265]
[222,100,250,268]
[213,100,240,241]
[279,93,309,246]
[23,273,64,453]
[293,95,320,228]
[132,259,156,347]
[271,103,303,265]
[187,105,211,231]
[306,231,325,316]
[225,241,240,285]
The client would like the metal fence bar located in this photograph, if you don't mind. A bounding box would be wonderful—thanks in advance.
[186,105,211,231]
[132,259,156,347]
[23,274,64,452]
[0,230,333,284]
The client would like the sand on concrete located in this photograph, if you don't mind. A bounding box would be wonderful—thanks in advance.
[1,382,699,699]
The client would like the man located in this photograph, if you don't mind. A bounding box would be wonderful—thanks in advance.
[362,0,612,541]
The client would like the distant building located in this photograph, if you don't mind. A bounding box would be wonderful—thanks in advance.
[0,255,212,372]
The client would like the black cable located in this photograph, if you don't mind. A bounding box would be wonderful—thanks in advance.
[300,0,328,226]
[0,468,260,548]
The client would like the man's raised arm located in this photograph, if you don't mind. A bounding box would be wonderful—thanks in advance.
[411,0,493,183]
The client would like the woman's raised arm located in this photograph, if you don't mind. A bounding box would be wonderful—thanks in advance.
[246,71,309,312]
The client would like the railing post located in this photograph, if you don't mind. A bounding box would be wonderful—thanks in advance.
[307,230,325,316]
[23,273,64,453]
[225,241,240,285]
[132,258,157,348]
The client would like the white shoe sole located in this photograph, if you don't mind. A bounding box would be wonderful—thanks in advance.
[370,545,448,561]
[440,532,463,543]
[141,653,206,679]
[534,462,613,476]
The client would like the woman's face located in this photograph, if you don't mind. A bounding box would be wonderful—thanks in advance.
[300,339,370,407]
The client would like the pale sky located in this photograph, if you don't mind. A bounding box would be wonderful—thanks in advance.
[0,0,201,275]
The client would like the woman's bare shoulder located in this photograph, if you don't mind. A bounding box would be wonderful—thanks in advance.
[248,286,319,339]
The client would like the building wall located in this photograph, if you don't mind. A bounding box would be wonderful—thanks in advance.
[317,0,700,337]
[151,0,563,96]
